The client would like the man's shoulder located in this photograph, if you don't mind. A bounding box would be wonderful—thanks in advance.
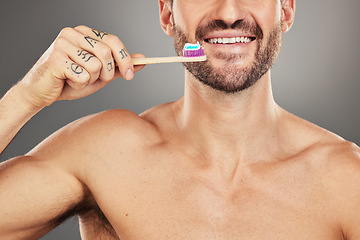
[312,138,360,171]
[284,110,360,180]
[294,129,360,238]
[323,139,360,181]
[29,108,165,163]
[296,118,360,174]
[284,109,359,163]
[66,108,163,146]
[314,139,360,238]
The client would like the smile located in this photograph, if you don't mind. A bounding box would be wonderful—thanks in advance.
[205,36,255,44]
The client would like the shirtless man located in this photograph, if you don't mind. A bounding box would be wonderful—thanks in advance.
[1,0,359,239]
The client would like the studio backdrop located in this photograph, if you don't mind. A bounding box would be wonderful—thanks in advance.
[0,0,359,239]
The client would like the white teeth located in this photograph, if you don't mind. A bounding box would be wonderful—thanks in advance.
[208,37,252,44]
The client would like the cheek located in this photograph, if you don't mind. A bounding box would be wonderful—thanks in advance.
[254,1,282,32]
[173,0,282,38]
[172,1,211,38]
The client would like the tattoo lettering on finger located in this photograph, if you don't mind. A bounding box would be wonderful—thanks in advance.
[85,36,99,48]
[92,29,108,39]
[77,50,94,62]
[107,62,114,71]
[119,48,128,59]
[71,63,84,75]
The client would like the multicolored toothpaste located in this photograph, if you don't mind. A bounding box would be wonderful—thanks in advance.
[183,42,205,57]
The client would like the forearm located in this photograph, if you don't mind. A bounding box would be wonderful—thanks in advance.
[0,83,43,154]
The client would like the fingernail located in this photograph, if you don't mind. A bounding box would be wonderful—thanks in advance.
[125,69,134,80]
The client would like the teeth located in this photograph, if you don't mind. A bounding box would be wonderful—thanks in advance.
[208,37,252,44]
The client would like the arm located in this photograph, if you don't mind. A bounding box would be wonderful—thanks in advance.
[0,154,88,239]
[0,25,145,238]
[0,109,91,238]
[0,85,42,154]
[0,108,145,239]
[0,25,145,154]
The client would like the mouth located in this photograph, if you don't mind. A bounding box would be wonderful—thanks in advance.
[204,36,256,44]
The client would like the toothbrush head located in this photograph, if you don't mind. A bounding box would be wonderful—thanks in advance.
[183,42,205,57]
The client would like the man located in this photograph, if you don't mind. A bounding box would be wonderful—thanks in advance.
[0,0,359,239]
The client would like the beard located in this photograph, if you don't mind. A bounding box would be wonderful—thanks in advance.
[173,19,283,93]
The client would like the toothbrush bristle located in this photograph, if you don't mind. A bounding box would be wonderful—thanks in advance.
[183,42,205,57]
[183,48,205,57]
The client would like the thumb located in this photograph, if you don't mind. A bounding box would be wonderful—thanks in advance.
[113,53,146,80]
[131,53,147,73]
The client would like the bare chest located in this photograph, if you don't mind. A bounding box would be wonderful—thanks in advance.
[84,150,342,240]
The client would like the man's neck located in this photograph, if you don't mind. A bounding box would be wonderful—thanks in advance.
[175,70,283,173]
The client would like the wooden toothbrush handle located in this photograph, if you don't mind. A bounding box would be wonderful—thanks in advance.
[131,56,207,65]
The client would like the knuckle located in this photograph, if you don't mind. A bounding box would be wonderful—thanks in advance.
[106,34,122,46]
[59,27,74,37]
[46,46,66,66]
[53,36,67,49]
[88,59,102,73]
[83,71,91,82]
[98,47,112,59]
[74,25,88,31]
[48,51,65,65]
[77,74,90,85]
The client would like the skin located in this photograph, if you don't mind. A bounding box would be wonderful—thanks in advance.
[0,0,360,239]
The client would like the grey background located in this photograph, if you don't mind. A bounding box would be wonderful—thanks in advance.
[0,0,359,239]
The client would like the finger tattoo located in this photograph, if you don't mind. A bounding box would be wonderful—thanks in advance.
[107,62,113,71]
[71,63,84,75]
[85,36,99,48]
[77,50,94,62]
[92,29,108,39]
[119,48,128,59]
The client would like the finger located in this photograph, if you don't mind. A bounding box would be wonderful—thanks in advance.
[48,37,91,90]
[73,26,116,81]
[61,76,110,100]
[111,38,134,81]
[74,26,135,81]
[63,59,91,90]
[131,53,147,73]
[111,53,147,80]
[54,35,103,86]
[68,48,102,86]
[60,26,115,82]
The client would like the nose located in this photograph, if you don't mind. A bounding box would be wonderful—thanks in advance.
[213,0,249,26]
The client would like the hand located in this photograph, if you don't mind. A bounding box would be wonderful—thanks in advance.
[17,25,145,109]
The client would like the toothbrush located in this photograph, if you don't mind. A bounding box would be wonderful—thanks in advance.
[131,42,206,65]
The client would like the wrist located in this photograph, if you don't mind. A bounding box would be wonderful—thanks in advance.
[4,83,44,116]
[0,84,44,154]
